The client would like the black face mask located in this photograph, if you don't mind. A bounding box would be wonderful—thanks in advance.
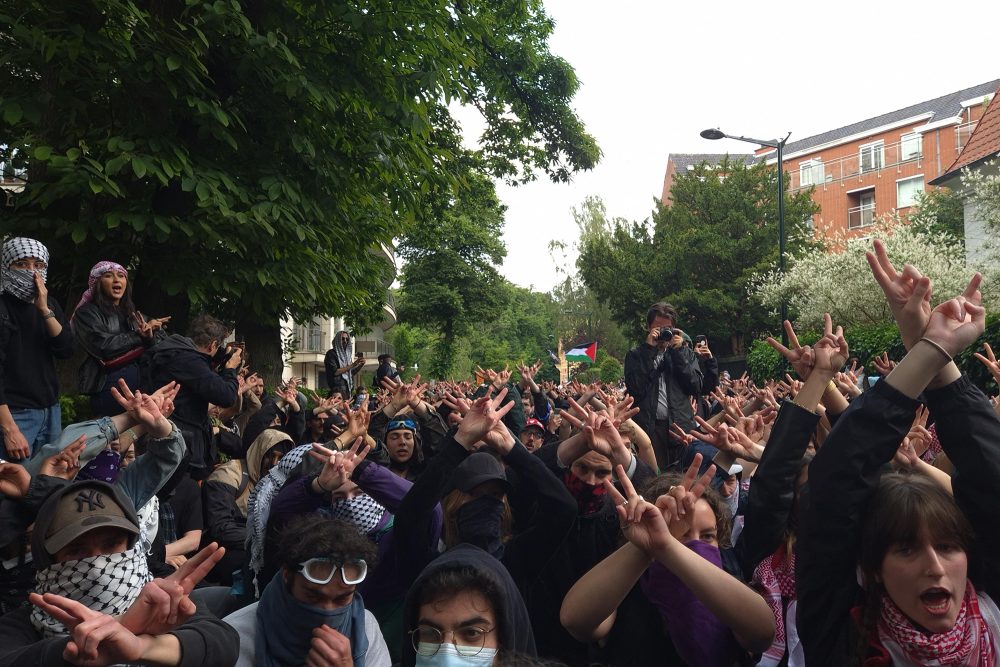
[456,495,505,559]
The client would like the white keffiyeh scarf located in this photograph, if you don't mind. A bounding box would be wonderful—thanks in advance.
[324,493,385,536]
[246,444,311,577]
[1,237,49,302]
[31,545,151,638]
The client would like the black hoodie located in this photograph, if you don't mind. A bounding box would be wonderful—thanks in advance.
[401,544,536,667]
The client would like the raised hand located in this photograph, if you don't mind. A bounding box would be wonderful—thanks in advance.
[39,436,87,480]
[341,404,370,441]
[309,438,371,492]
[583,410,632,468]
[872,352,896,376]
[120,543,225,636]
[661,454,716,542]
[604,464,673,557]
[455,388,514,449]
[922,276,985,358]
[29,593,151,666]
[866,239,934,349]
[404,375,429,409]
[441,391,472,417]
[812,314,850,375]
[974,342,1000,386]
[113,380,172,437]
[766,320,815,380]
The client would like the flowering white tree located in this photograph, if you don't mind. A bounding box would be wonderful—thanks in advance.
[964,160,1000,249]
[751,216,997,329]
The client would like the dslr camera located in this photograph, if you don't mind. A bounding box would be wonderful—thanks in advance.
[656,327,676,342]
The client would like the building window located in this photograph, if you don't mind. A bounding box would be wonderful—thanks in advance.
[896,175,924,209]
[859,141,884,173]
[900,133,922,161]
[799,159,824,187]
[848,190,876,229]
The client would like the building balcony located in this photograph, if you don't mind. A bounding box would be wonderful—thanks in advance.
[788,135,925,192]
[378,293,397,331]
[848,204,876,230]
[371,242,397,288]
[956,120,978,153]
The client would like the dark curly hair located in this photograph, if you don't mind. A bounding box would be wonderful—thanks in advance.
[276,515,378,572]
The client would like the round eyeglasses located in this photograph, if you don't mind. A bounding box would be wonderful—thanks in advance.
[409,624,496,657]
[296,558,367,586]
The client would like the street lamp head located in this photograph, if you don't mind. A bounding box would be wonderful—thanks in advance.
[700,128,725,140]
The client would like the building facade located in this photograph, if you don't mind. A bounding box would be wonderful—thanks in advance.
[663,79,999,237]
[281,241,397,392]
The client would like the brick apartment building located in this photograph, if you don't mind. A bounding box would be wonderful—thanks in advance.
[662,79,1000,236]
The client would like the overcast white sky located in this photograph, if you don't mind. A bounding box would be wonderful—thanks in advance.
[461,0,1000,293]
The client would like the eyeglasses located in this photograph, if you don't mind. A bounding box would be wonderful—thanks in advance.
[10,259,47,271]
[296,558,367,585]
[409,624,496,657]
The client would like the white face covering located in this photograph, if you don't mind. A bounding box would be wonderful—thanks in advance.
[31,545,151,637]
[415,643,498,667]
[1,237,49,303]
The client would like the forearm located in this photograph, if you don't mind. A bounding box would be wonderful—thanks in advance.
[793,370,835,412]
[140,632,183,666]
[885,341,955,398]
[555,431,588,467]
[626,421,657,470]
[165,530,202,558]
[560,542,651,642]
[653,540,774,652]
[0,404,18,432]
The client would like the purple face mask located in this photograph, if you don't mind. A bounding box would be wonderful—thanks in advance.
[76,448,122,484]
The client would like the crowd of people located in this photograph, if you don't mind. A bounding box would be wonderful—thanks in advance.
[1,233,999,666]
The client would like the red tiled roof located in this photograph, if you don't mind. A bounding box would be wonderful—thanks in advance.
[943,83,1000,174]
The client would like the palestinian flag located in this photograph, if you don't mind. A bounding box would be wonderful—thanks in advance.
[565,342,597,364]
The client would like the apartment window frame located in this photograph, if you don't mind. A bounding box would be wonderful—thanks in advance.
[799,158,824,187]
[896,174,924,209]
[900,132,922,161]
[859,140,884,173]
[848,188,876,230]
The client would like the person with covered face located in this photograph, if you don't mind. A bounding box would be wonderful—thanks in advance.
[325,331,364,399]
[0,479,238,666]
[70,260,170,417]
[267,436,442,663]
[223,513,391,666]
[0,237,74,461]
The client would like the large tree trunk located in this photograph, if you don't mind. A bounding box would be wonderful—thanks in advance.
[236,317,283,387]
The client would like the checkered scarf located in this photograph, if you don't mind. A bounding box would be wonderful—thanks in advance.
[246,444,310,576]
[324,493,385,537]
[31,545,151,638]
[71,260,128,321]
[753,546,798,667]
[1,237,48,302]
[878,581,996,666]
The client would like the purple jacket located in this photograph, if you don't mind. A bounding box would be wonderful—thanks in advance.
[269,460,443,607]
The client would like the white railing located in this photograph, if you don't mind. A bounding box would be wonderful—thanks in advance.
[848,204,876,230]
[956,120,978,153]
[788,135,924,192]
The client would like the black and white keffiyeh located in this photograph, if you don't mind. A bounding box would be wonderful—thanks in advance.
[246,444,311,577]
[1,237,49,303]
[324,493,385,536]
[31,545,151,638]
[332,331,353,393]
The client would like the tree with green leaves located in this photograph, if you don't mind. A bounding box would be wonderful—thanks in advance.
[1,0,599,381]
[908,187,965,243]
[577,157,818,354]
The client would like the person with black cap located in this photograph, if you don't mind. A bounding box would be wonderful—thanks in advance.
[0,479,239,666]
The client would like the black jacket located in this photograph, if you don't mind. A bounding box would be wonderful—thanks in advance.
[624,342,703,440]
[145,335,238,478]
[72,303,163,394]
[0,293,73,410]
[797,375,1000,666]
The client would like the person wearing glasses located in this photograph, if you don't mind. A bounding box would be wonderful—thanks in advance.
[402,543,536,666]
[0,237,74,461]
[223,514,391,666]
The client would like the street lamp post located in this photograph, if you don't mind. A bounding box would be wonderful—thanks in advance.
[700,128,792,344]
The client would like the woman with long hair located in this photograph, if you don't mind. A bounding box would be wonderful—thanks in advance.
[71,261,169,416]
[797,246,1000,665]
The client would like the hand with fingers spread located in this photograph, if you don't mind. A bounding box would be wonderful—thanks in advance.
[39,436,87,480]
[866,239,936,349]
[922,278,985,358]
[766,320,815,380]
[112,380,173,438]
[29,593,161,666]
[404,375,430,411]
[441,391,472,418]
[872,351,896,376]
[309,438,372,493]
[661,454,717,542]
[812,314,850,377]
[454,388,514,450]
[604,465,674,556]
[670,423,696,447]
[974,342,1000,386]
[119,543,226,636]
[341,403,371,442]
[584,410,633,469]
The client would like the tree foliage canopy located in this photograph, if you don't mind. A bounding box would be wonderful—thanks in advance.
[577,158,818,351]
[1,0,599,337]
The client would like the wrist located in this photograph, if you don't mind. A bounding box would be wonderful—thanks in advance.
[149,419,173,439]
[141,632,181,666]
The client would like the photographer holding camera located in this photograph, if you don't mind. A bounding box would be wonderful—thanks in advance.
[145,313,242,480]
[624,302,704,471]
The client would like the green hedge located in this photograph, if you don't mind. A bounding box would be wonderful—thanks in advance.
[746,315,1000,395]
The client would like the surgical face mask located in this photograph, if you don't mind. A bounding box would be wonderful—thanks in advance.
[415,643,498,666]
